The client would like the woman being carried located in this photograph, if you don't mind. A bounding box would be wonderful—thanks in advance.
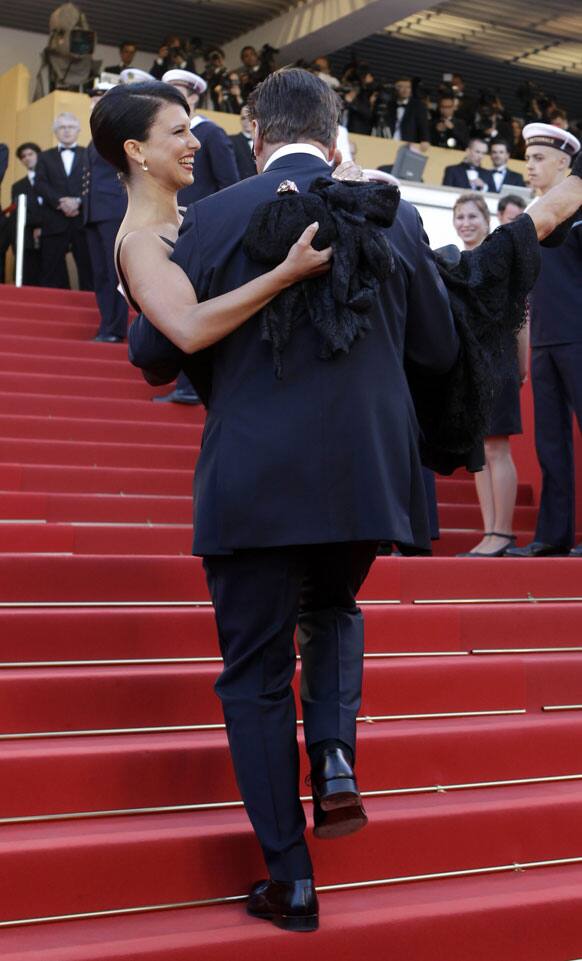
[89,81,332,356]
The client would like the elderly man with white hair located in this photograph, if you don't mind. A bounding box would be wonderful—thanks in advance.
[34,111,92,289]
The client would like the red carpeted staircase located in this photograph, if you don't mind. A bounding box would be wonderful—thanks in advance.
[1,286,582,961]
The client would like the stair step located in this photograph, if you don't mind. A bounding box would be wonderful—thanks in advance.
[0,656,531,734]
[0,416,201,447]
[437,476,534,506]
[0,286,96,308]
[0,463,194,496]
[0,372,158,400]
[1,602,581,662]
[0,392,200,424]
[0,438,197,469]
[2,555,581,604]
[0,351,141,381]
[2,714,582,818]
[3,863,582,961]
[2,782,582,921]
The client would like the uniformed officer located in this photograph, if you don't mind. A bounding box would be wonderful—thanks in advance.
[156,67,240,404]
[83,82,128,342]
[507,123,582,558]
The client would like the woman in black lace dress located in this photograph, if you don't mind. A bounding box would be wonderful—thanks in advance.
[452,192,526,557]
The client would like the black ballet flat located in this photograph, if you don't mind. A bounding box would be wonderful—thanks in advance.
[457,533,516,558]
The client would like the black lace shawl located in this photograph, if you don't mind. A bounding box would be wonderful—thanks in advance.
[243,179,541,474]
[242,177,401,377]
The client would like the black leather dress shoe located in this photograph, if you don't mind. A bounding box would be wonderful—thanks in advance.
[310,747,368,839]
[93,334,125,343]
[505,541,569,558]
[570,543,582,557]
[247,878,318,932]
[152,389,201,405]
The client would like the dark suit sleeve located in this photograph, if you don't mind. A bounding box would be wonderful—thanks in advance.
[204,125,239,190]
[35,153,62,210]
[404,211,458,374]
[0,144,8,185]
[442,166,454,186]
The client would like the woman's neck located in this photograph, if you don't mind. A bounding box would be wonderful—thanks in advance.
[124,173,180,231]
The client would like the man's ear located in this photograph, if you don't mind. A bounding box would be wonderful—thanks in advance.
[252,119,262,154]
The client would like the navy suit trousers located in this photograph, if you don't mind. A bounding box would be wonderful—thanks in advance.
[532,343,582,546]
[85,219,128,339]
[203,541,378,881]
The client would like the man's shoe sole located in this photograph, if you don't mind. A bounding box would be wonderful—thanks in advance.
[316,777,360,810]
[313,803,368,840]
[247,907,319,932]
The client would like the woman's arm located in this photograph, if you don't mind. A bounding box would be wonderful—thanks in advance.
[119,223,331,354]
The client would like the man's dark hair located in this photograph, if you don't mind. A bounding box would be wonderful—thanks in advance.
[497,193,527,214]
[240,45,257,58]
[468,136,488,149]
[90,81,189,176]
[16,142,41,159]
[248,68,341,147]
[120,40,136,49]
[490,138,510,152]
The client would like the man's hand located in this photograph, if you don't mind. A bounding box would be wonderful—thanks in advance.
[58,197,80,217]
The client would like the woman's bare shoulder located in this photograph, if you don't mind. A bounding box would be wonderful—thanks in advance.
[116,228,173,263]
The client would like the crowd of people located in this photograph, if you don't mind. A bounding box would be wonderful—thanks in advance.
[100,37,582,152]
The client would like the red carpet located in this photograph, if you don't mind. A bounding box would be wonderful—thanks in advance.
[1,285,582,959]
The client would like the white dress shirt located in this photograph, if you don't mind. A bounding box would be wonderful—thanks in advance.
[263,143,329,172]
[59,143,78,177]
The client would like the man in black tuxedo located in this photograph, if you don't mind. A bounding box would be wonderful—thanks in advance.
[129,68,458,929]
[104,40,137,75]
[10,143,43,286]
[488,139,525,193]
[83,88,128,341]
[385,77,430,148]
[229,105,257,180]
[35,113,92,290]
[430,93,469,150]
[442,137,495,192]
[160,67,239,404]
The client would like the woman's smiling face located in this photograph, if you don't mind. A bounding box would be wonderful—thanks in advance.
[128,102,200,189]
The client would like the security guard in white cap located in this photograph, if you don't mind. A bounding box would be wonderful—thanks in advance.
[119,67,154,84]
[507,123,582,557]
[156,68,240,404]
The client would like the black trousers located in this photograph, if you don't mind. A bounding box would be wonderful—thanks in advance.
[203,541,378,882]
[85,219,128,338]
[532,343,582,546]
[39,224,93,290]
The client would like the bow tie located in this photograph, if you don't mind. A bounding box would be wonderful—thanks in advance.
[397,101,408,107]
[59,146,76,153]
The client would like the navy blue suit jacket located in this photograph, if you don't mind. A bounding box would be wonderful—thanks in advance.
[82,143,127,225]
[442,162,495,192]
[130,152,458,553]
[178,119,239,206]
[489,167,525,193]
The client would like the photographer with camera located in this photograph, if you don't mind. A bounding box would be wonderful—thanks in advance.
[430,92,469,150]
[472,90,512,146]
[203,47,229,110]
[213,71,244,115]
[151,36,196,81]
[340,63,376,135]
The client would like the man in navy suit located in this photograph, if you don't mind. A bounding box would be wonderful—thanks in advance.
[442,137,495,192]
[83,86,128,341]
[130,68,458,929]
[229,105,257,180]
[10,143,44,286]
[488,139,525,193]
[35,113,92,290]
[160,67,240,404]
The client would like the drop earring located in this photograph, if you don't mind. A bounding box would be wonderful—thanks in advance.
[141,159,148,172]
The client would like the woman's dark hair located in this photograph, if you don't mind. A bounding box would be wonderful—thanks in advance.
[90,81,190,176]
[247,68,341,148]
